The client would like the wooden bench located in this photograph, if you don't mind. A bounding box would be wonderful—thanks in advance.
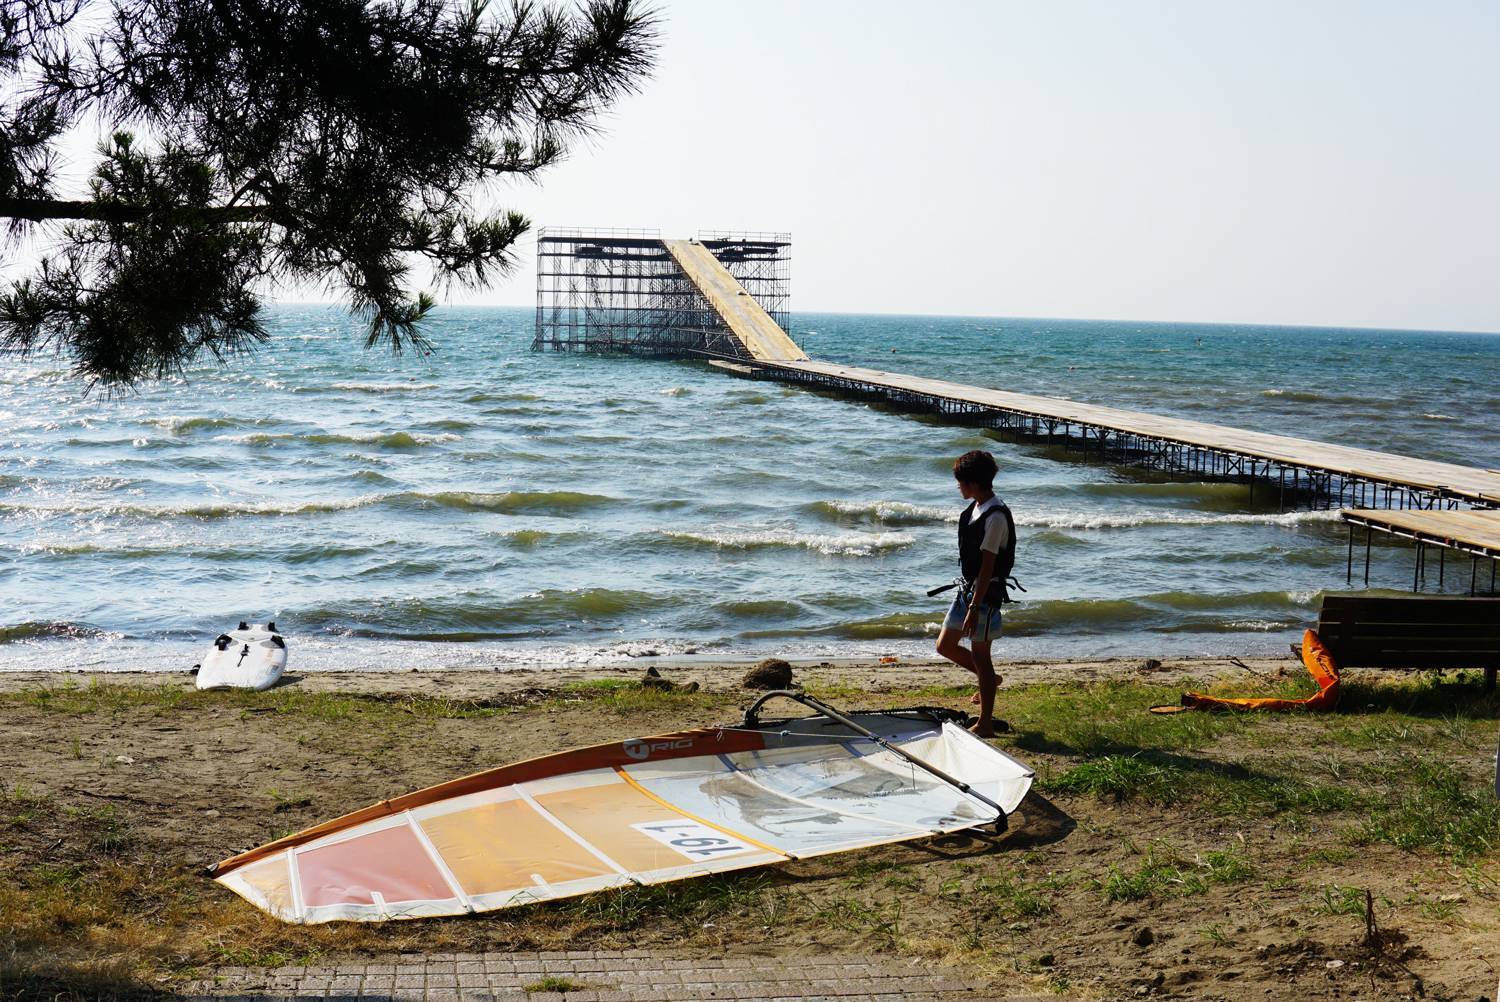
[1313,593,1500,691]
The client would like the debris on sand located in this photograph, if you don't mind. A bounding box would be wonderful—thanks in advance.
[641,666,700,693]
[742,658,794,690]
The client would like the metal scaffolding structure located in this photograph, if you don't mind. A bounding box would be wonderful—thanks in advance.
[697,231,791,335]
[533,228,791,357]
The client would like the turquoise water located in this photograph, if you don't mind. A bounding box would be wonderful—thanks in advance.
[2,306,1496,671]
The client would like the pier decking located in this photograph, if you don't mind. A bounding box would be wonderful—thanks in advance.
[1340,509,1500,592]
[1341,509,1500,559]
[731,358,1500,512]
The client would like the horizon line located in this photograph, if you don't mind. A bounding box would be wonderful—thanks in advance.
[268,299,1500,338]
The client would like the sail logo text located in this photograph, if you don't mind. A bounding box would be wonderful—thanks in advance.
[622,737,692,761]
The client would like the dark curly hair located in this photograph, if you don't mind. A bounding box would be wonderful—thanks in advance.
[953,450,998,490]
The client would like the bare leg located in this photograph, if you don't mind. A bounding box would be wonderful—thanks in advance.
[938,630,999,736]
[969,640,997,736]
[935,626,976,673]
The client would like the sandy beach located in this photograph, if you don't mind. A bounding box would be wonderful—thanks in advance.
[5,653,1497,1000]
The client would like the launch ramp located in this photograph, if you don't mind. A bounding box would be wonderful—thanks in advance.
[662,239,806,362]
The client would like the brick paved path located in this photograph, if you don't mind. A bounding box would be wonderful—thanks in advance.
[181,949,1011,1001]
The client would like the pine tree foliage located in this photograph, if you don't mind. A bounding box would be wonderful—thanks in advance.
[0,0,658,385]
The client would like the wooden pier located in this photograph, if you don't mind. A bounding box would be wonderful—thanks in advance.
[532,229,1499,515]
[728,358,1500,513]
[1341,508,1500,593]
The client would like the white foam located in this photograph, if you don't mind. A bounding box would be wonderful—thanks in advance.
[660,527,915,557]
[1016,509,1342,530]
[330,382,440,393]
[822,500,955,523]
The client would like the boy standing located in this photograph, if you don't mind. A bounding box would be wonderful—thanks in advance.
[936,450,1015,737]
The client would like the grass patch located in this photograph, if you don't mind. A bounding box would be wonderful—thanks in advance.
[524,975,584,992]
[1356,757,1500,860]
[1046,755,1181,804]
[1,681,534,722]
[967,872,1053,920]
[560,678,638,693]
[1044,753,1361,819]
[1097,843,1256,902]
[1312,884,1375,918]
[1005,679,1253,757]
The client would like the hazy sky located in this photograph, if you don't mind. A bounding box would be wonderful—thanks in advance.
[469,0,1499,332]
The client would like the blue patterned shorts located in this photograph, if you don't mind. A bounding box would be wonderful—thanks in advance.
[943,590,1003,643]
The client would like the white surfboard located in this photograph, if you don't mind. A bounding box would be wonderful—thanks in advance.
[196,622,287,691]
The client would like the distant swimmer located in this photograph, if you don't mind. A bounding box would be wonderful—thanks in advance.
[934,450,1017,738]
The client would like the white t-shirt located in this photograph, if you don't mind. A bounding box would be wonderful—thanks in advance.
[969,496,1011,555]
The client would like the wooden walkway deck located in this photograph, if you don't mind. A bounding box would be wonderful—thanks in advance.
[1341,509,1500,559]
[729,358,1500,511]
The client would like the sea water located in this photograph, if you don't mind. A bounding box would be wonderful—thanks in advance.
[2,306,1495,672]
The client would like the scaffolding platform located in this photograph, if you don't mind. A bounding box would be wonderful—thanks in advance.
[532,228,793,359]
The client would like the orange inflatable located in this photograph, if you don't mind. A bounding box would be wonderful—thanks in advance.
[1152,629,1340,713]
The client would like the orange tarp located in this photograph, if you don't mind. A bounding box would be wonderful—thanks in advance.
[1158,629,1340,713]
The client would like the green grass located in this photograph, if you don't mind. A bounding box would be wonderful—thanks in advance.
[524,975,584,992]
[559,677,638,693]
[1356,756,1500,860]
[3,680,531,722]
[1004,679,1254,757]
[1044,755,1182,804]
[1312,884,1374,918]
[1044,753,1360,820]
[4,670,1499,999]
[1097,843,1256,902]
[2,677,734,725]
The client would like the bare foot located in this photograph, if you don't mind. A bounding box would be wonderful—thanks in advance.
[968,722,995,738]
[968,676,1002,704]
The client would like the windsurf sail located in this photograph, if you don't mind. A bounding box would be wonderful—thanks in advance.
[208,697,1034,924]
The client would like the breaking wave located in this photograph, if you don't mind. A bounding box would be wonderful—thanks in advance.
[150,416,240,434]
[0,489,611,520]
[1015,508,1341,530]
[804,499,955,526]
[657,527,914,557]
[392,491,613,515]
[215,430,459,448]
[329,381,440,393]
[0,620,107,643]
[296,588,672,641]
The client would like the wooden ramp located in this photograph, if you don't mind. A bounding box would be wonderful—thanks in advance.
[742,358,1500,510]
[664,239,807,362]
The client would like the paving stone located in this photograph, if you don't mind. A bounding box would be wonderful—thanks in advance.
[192,945,985,1000]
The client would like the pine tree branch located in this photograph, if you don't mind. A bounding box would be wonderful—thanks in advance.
[0,197,269,224]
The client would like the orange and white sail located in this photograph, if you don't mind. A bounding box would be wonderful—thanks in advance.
[210,707,1033,924]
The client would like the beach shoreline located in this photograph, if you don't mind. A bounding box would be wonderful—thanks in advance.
[0,651,1296,698]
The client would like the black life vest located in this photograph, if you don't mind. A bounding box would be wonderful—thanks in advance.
[958,497,1016,605]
